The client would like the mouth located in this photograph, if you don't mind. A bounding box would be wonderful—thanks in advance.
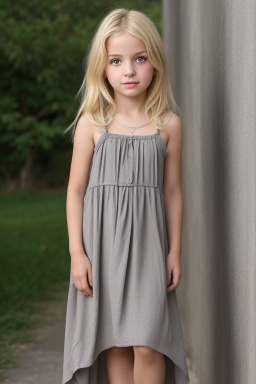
[122,82,139,88]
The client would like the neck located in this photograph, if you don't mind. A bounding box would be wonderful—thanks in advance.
[113,90,147,119]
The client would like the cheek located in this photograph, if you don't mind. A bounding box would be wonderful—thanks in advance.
[139,63,154,78]
[105,67,120,82]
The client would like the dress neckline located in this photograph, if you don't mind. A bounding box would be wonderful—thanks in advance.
[94,129,168,157]
[104,125,159,139]
[105,132,158,139]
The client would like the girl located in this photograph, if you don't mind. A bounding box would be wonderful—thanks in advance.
[62,7,190,384]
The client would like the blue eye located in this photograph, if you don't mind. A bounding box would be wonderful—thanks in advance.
[110,56,147,65]
[110,59,120,65]
[136,56,147,62]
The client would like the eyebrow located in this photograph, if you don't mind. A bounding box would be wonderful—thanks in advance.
[107,51,148,57]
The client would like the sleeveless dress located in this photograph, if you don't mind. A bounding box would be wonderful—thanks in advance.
[62,125,190,384]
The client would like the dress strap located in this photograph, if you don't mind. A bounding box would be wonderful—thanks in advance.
[155,111,173,135]
[104,126,108,133]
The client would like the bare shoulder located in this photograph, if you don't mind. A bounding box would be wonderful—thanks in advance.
[74,114,95,148]
[162,111,183,148]
[67,114,96,194]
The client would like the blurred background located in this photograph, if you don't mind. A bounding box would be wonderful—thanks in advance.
[1,1,256,384]
[0,0,164,381]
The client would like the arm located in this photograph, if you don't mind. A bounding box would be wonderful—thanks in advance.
[66,114,95,296]
[162,113,184,293]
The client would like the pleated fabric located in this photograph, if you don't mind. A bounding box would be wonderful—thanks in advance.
[62,125,190,384]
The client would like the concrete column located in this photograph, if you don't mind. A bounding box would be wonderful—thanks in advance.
[162,1,256,383]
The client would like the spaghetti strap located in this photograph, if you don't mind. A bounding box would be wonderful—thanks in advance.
[104,125,108,133]
[156,127,160,135]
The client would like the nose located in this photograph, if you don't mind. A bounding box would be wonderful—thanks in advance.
[123,60,135,77]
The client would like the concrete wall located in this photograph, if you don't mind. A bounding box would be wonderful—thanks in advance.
[162,1,256,383]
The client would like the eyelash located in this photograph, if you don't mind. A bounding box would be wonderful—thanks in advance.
[110,56,147,65]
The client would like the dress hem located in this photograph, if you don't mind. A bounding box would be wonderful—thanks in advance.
[63,339,190,384]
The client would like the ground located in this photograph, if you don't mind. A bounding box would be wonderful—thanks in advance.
[1,293,66,384]
[1,290,199,384]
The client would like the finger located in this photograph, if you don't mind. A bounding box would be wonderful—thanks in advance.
[81,288,90,296]
[76,278,88,295]
[75,279,83,292]
[167,277,181,293]
[167,280,178,293]
[166,271,173,287]
[82,288,93,296]
[81,280,93,297]
[166,271,172,286]
[172,270,181,287]
[167,285,176,294]
[88,268,93,288]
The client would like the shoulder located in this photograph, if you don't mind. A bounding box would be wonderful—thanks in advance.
[74,114,94,140]
[162,111,183,147]
[73,114,96,149]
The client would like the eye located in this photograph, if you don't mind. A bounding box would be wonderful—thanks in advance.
[110,58,121,65]
[136,56,147,62]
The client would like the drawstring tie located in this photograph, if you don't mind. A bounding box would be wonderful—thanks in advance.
[128,137,134,184]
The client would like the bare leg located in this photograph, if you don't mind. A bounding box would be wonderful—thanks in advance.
[133,346,166,384]
[106,346,135,384]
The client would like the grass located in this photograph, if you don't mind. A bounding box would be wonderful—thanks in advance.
[0,189,70,377]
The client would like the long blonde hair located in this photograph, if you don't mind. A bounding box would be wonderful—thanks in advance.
[64,7,178,140]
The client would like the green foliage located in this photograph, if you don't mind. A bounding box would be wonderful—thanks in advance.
[0,190,70,373]
[0,0,161,188]
[0,190,69,311]
[117,0,162,32]
[0,1,101,184]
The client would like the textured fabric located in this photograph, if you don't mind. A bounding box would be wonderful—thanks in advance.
[62,126,190,384]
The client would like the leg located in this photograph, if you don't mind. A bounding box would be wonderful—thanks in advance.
[106,346,135,384]
[133,346,166,384]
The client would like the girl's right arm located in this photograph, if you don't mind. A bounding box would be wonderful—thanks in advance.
[66,115,95,297]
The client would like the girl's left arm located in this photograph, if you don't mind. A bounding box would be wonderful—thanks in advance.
[162,113,184,293]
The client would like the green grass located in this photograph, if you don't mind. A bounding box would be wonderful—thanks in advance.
[0,189,70,376]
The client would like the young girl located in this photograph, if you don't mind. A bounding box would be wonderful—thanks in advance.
[62,7,190,384]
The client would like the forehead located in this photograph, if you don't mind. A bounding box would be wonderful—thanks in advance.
[106,31,147,54]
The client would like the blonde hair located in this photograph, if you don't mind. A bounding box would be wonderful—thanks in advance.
[64,7,178,140]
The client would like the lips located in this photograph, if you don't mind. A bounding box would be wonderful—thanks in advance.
[123,82,139,84]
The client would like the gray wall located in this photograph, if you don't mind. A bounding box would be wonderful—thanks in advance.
[162,1,256,383]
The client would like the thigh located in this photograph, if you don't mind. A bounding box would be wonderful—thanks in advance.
[106,346,134,358]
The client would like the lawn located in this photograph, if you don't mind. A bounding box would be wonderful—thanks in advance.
[0,189,70,375]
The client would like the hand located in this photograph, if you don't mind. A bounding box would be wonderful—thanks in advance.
[71,253,93,297]
[166,251,182,294]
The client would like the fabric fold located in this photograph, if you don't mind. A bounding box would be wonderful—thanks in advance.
[62,128,190,384]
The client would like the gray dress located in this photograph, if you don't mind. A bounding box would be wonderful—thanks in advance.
[62,125,190,384]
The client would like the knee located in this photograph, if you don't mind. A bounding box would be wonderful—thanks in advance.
[107,346,133,357]
[133,346,158,364]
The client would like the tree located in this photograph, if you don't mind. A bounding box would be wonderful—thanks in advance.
[0,0,161,191]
